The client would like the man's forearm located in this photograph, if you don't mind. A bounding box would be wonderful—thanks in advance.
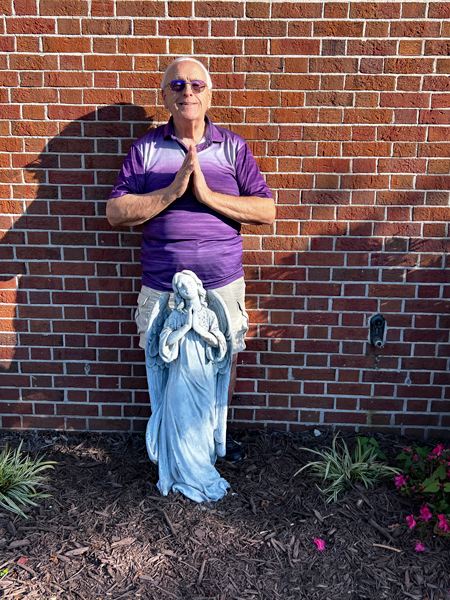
[106,189,176,227]
[199,192,276,226]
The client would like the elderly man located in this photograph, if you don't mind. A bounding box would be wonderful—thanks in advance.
[107,57,275,462]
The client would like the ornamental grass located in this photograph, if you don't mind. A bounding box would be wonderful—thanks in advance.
[295,433,401,504]
[0,442,55,518]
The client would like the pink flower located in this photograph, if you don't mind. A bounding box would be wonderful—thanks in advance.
[415,542,426,552]
[406,515,416,530]
[395,475,407,488]
[413,454,418,461]
[411,486,416,492]
[437,515,450,532]
[419,503,433,523]
[432,444,445,457]
[313,538,325,551]
[428,455,435,460]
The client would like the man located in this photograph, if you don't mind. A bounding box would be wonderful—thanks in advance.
[107,57,275,461]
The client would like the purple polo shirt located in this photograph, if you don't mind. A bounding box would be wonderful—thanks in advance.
[109,117,273,291]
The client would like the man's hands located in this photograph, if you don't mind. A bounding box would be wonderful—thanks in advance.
[189,144,211,205]
[167,143,211,205]
[167,144,195,200]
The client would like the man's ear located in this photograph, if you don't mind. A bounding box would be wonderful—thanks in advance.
[161,89,168,110]
[206,89,212,111]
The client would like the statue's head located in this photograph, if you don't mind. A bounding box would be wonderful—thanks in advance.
[173,270,207,311]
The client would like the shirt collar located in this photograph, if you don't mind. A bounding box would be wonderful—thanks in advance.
[163,116,223,148]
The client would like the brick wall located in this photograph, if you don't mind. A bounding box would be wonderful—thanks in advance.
[1,1,449,439]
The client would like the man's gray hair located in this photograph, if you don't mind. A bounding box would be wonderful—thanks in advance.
[161,57,213,90]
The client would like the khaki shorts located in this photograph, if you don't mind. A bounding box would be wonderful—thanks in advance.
[135,277,249,354]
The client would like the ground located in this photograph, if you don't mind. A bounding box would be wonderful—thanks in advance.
[0,429,449,600]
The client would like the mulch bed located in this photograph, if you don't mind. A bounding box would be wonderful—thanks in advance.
[0,429,449,600]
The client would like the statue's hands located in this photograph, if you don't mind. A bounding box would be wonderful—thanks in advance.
[190,144,211,205]
[192,309,204,336]
[167,146,196,199]
[185,306,194,330]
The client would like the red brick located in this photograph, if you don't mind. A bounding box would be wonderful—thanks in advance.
[324,411,367,424]
[237,20,286,37]
[194,38,242,55]
[391,21,441,38]
[116,1,164,15]
[347,40,396,55]
[428,2,450,18]
[42,36,90,53]
[314,20,364,37]
[272,3,322,17]
[168,1,191,16]
[7,17,55,33]
[310,58,358,73]
[159,19,208,36]
[350,2,400,18]
[235,57,283,74]
[270,39,321,56]
[40,0,87,14]
[195,1,243,17]
[272,74,319,91]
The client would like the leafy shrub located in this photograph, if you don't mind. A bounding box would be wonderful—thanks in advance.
[0,442,56,518]
[295,434,400,503]
[395,443,450,536]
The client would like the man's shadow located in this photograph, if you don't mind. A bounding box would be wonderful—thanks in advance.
[0,105,152,395]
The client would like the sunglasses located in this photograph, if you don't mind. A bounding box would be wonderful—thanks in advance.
[167,80,207,93]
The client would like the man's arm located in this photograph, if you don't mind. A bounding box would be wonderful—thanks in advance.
[190,145,276,226]
[106,146,197,227]
[194,190,275,226]
[106,190,175,227]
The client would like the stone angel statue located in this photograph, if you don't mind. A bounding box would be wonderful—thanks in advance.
[144,270,233,503]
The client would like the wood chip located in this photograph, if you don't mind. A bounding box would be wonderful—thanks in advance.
[8,539,30,549]
[373,543,401,553]
[197,558,207,586]
[313,509,324,522]
[64,547,89,557]
[111,537,136,549]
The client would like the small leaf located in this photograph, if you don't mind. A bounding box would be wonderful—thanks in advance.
[422,476,438,488]
[434,464,447,480]
[422,482,439,493]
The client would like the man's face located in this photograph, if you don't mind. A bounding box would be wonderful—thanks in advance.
[162,61,212,125]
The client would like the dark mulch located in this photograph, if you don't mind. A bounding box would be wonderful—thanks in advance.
[0,429,449,600]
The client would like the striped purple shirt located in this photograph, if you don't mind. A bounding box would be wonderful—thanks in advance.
[109,117,273,291]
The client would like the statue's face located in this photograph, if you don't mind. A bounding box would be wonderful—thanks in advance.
[177,275,197,301]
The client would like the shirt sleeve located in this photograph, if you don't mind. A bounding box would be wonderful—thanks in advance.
[235,142,273,199]
[108,144,147,199]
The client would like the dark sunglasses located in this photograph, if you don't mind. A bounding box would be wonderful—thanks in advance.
[167,80,207,93]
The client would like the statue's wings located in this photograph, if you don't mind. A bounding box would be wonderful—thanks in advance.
[206,290,233,457]
[145,293,171,415]
[144,293,171,463]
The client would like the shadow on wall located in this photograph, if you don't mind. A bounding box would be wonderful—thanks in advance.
[0,105,152,379]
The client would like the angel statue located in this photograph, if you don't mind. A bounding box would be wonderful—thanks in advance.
[144,270,233,503]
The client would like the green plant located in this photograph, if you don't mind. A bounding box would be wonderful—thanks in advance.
[294,433,401,503]
[395,443,450,536]
[0,442,56,518]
